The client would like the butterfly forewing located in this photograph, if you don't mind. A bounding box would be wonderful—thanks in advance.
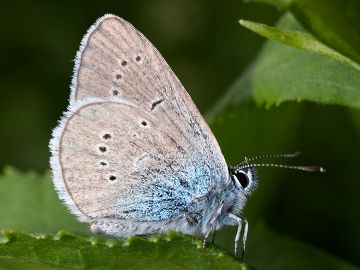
[73,15,182,112]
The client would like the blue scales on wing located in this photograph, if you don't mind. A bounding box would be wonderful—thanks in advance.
[111,159,216,222]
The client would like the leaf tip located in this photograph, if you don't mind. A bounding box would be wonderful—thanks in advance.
[216,251,225,258]
[1,229,17,242]
[105,239,117,248]
[123,235,140,247]
[193,239,203,250]
[148,235,161,243]
[54,230,75,240]
[166,231,183,241]
[34,233,47,240]
[239,19,251,28]
[88,237,100,246]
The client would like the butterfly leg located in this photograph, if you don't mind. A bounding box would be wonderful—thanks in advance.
[211,230,216,244]
[202,229,212,251]
[241,217,248,259]
[228,213,248,258]
[203,226,219,251]
[203,203,224,251]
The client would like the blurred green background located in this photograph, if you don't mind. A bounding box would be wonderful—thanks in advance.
[0,0,359,268]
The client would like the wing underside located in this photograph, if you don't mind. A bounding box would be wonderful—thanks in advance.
[50,14,228,224]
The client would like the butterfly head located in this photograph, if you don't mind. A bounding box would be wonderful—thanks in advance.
[229,166,257,196]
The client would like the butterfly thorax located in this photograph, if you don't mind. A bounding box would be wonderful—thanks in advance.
[184,180,247,234]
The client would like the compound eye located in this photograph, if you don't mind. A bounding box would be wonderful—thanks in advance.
[233,171,249,189]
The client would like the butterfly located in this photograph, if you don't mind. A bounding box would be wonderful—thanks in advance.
[50,14,324,257]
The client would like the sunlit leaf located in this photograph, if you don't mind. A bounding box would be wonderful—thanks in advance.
[0,230,250,270]
[209,14,360,116]
[239,19,360,71]
[245,0,360,63]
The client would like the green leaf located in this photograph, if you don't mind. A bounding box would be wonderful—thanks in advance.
[0,230,251,270]
[239,19,360,71]
[209,14,360,116]
[0,167,88,234]
[245,0,360,64]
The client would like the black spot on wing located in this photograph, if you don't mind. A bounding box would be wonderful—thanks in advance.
[151,98,165,111]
